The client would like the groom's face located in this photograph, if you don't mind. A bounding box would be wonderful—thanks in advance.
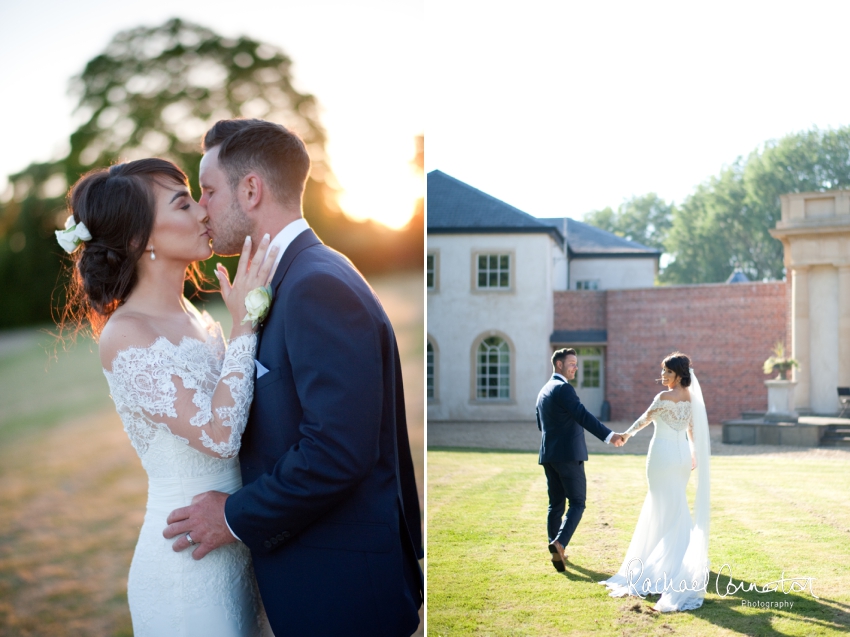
[199,145,253,256]
[557,355,578,380]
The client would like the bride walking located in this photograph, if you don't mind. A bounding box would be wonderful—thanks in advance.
[56,158,276,636]
[600,352,711,612]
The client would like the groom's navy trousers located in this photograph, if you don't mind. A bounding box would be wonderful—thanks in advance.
[536,375,612,548]
[225,229,422,637]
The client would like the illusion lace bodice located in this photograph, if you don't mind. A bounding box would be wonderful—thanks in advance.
[625,393,693,437]
[103,317,257,478]
[101,315,271,636]
[601,384,710,612]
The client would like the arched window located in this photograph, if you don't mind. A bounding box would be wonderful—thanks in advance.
[427,340,435,400]
[476,336,510,399]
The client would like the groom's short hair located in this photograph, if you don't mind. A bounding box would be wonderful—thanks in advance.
[203,119,310,206]
[552,348,577,367]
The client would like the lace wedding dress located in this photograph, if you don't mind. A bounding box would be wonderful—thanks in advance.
[600,373,711,612]
[103,315,273,636]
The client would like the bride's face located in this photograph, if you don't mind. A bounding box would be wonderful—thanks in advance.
[147,179,213,263]
[660,365,679,389]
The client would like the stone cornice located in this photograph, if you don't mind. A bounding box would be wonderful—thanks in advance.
[769,216,850,239]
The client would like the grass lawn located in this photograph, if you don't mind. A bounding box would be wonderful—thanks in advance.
[426,449,850,636]
[0,272,423,636]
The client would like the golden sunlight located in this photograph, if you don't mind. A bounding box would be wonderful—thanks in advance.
[338,170,422,230]
[330,136,423,230]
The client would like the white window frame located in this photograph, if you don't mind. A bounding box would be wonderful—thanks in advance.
[427,251,439,292]
[474,335,511,401]
[427,338,437,401]
[575,279,599,290]
[471,251,515,293]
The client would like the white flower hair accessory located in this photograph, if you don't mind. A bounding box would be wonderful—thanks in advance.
[55,215,92,253]
[242,285,273,328]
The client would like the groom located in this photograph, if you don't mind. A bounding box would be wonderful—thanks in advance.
[536,348,623,572]
[163,119,423,636]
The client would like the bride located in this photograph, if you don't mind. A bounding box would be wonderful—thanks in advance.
[600,352,711,612]
[56,158,277,636]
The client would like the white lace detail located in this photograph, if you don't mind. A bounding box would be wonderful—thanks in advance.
[601,371,710,613]
[103,327,257,460]
[101,317,272,636]
[626,394,693,435]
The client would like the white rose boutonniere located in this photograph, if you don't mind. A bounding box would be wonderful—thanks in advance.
[242,285,273,328]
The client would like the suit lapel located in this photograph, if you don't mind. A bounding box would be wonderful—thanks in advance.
[270,228,322,293]
[256,228,322,352]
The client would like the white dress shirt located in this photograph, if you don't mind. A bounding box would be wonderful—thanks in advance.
[224,217,310,542]
[553,373,614,444]
[266,217,310,271]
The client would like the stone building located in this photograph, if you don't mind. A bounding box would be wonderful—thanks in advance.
[427,170,566,422]
[427,171,849,427]
[770,191,850,415]
[428,170,661,422]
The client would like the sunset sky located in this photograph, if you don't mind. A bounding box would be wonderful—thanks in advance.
[0,0,422,229]
[427,0,850,219]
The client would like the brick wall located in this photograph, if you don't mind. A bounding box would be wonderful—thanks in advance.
[553,290,606,329]
[554,282,789,423]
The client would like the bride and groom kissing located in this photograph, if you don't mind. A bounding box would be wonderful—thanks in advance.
[536,348,711,612]
[56,119,422,636]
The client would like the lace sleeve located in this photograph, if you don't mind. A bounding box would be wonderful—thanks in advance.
[107,334,257,458]
[687,412,695,452]
[625,394,662,436]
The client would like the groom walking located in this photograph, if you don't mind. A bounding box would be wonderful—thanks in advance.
[536,348,623,571]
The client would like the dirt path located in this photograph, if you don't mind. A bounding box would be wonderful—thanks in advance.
[427,421,850,459]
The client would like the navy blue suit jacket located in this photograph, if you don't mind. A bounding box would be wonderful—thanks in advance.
[225,229,422,637]
[536,375,612,464]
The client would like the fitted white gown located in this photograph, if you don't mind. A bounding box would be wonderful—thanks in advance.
[103,315,273,636]
[600,393,710,612]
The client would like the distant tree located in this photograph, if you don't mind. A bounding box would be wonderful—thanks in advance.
[661,163,748,284]
[662,127,850,284]
[0,18,413,329]
[397,134,424,268]
[584,193,673,252]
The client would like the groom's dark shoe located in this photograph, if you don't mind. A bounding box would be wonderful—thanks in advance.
[548,540,567,572]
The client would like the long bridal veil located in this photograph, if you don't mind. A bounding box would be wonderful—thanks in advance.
[655,368,712,611]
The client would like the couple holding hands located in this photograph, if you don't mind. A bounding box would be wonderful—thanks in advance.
[536,348,711,613]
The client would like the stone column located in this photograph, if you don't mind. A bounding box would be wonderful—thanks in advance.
[792,266,810,411]
[839,265,850,389]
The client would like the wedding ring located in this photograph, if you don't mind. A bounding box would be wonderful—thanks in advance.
[186,533,196,546]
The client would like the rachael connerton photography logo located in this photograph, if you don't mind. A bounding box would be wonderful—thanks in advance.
[715,563,819,608]
[624,559,820,604]
[625,558,710,597]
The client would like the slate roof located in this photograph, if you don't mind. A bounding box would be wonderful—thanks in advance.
[550,330,608,344]
[537,217,661,259]
[427,170,659,260]
[427,170,563,243]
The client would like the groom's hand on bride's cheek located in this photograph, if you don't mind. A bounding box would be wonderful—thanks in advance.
[162,491,235,560]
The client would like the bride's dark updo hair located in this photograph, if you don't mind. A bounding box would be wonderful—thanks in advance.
[57,158,202,339]
[663,352,692,387]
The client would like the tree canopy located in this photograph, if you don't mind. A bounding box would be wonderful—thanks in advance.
[0,18,421,329]
[583,193,673,252]
[584,126,850,284]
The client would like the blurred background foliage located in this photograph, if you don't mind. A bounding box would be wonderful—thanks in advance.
[0,18,423,330]
[585,126,850,284]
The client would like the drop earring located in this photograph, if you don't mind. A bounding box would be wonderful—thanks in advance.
[150,246,155,261]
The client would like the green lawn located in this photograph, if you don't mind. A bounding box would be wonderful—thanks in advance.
[427,449,850,636]
[0,272,423,636]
